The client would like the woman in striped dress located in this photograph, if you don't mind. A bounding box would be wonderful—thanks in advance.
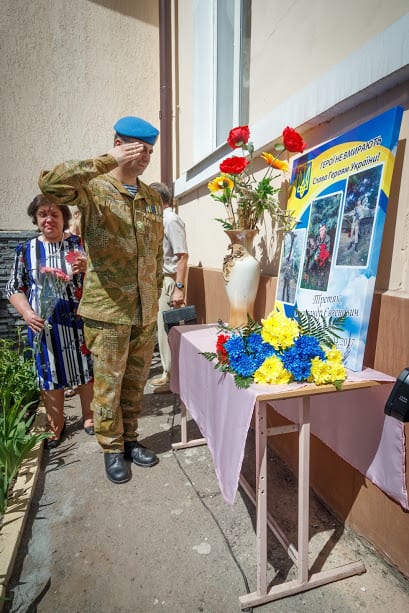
[6,194,94,448]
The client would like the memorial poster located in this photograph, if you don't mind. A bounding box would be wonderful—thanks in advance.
[275,106,403,371]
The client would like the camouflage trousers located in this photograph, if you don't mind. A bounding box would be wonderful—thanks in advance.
[83,319,156,452]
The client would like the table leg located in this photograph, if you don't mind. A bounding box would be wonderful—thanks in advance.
[171,398,207,450]
[255,400,267,596]
[298,396,310,584]
[239,395,366,610]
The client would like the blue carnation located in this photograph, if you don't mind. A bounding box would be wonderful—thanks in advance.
[225,332,276,377]
[224,335,245,357]
[246,333,275,359]
[246,333,263,352]
[282,335,325,381]
[229,352,257,377]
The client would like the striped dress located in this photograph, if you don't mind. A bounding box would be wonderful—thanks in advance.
[6,234,93,391]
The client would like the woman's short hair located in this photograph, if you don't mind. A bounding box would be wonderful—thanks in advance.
[27,194,71,230]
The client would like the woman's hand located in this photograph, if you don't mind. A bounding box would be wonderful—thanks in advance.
[23,309,45,333]
[9,293,45,334]
[71,253,87,275]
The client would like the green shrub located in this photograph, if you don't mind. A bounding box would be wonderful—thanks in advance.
[0,335,40,408]
[0,389,49,515]
[0,335,47,516]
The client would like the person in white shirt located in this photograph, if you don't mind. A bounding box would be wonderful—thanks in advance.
[149,183,188,393]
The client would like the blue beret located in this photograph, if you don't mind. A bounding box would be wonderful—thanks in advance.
[114,116,159,145]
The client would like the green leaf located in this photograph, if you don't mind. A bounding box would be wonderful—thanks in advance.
[199,351,217,362]
[233,374,253,389]
[214,218,234,230]
[0,334,44,515]
[296,309,347,348]
[240,314,262,336]
[273,143,285,152]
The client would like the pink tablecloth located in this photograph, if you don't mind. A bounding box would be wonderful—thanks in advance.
[169,325,408,510]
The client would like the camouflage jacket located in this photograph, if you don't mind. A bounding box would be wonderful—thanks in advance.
[39,155,164,326]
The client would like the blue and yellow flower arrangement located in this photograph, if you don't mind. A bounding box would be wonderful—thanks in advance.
[202,310,347,390]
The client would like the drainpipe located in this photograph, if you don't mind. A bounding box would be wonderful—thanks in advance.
[159,0,173,191]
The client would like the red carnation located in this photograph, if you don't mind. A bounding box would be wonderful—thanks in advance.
[80,341,91,356]
[227,125,250,149]
[65,251,78,264]
[216,333,231,365]
[220,156,249,175]
[282,126,306,153]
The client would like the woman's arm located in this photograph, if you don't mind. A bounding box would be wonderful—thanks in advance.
[6,244,44,333]
[8,292,45,334]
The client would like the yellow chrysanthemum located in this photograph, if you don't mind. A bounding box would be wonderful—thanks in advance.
[208,175,234,193]
[261,310,299,350]
[254,355,292,385]
[309,346,346,386]
[261,152,289,173]
[324,346,344,363]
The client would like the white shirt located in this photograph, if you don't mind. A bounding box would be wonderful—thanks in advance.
[163,207,188,275]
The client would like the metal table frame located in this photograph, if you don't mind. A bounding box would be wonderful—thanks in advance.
[172,379,379,609]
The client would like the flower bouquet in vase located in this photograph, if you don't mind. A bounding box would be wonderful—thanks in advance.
[208,125,306,326]
[208,124,306,232]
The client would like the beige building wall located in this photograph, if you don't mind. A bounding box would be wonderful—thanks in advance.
[174,2,409,293]
[0,0,160,231]
[249,0,408,122]
[173,2,409,577]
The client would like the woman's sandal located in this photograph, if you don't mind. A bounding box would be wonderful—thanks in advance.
[84,419,95,436]
[45,420,66,450]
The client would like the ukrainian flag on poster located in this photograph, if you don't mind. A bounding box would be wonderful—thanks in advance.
[275,106,403,371]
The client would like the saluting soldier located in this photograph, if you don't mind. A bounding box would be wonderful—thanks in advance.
[39,116,163,484]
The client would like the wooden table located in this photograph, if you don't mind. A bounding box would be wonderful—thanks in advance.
[169,325,391,609]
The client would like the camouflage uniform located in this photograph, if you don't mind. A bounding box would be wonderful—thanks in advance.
[39,155,163,451]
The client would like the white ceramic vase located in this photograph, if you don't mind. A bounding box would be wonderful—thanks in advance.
[223,229,261,328]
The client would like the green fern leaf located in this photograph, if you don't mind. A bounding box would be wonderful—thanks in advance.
[200,351,217,362]
[234,374,253,389]
[296,309,347,348]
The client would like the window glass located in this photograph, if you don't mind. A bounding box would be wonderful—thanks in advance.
[193,0,250,159]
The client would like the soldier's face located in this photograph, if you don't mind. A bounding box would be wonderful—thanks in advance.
[115,137,153,175]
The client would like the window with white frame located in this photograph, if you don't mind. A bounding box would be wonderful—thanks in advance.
[193,0,251,162]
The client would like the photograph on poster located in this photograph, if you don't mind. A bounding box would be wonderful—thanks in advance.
[276,229,306,304]
[274,105,403,371]
[300,192,343,292]
[336,165,383,268]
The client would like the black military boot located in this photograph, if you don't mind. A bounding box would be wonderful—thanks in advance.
[104,453,131,484]
[124,441,159,467]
